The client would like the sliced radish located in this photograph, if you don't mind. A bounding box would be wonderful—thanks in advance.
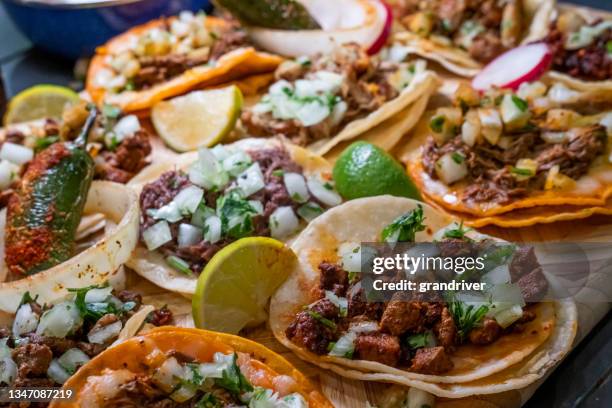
[472,43,552,91]
[248,0,389,57]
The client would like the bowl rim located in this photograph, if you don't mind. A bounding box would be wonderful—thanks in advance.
[3,0,147,10]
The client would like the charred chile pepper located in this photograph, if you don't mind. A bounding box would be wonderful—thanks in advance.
[5,109,97,275]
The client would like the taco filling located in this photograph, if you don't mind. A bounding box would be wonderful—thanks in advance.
[139,144,341,274]
[0,285,171,392]
[420,82,611,205]
[545,11,611,81]
[397,0,524,63]
[241,43,428,146]
[93,11,250,94]
[285,208,547,375]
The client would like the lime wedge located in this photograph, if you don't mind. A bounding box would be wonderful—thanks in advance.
[192,236,296,334]
[151,85,243,152]
[333,141,421,200]
[4,85,79,125]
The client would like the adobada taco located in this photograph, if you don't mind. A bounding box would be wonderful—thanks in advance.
[402,80,612,218]
[269,195,576,386]
[126,138,342,294]
[543,8,612,91]
[390,0,555,77]
[86,12,282,113]
[240,43,440,155]
[50,326,332,408]
[0,284,170,393]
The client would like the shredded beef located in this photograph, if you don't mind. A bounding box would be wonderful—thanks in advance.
[148,306,174,326]
[410,346,453,374]
[354,332,401,366]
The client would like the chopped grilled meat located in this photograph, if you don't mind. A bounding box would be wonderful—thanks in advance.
[380,296,426,336]
[434,307,457,349]
[410,346,453,374]
[517,267,549,302]
[346,281,385,320]
[147,306,174,326]
[5,128,25,145]
[354,332,401,366]
[468,318,502,345]
[509,246,539,281]
[12,343,53,377]
[319,262,349,296]
[96,129,152,183]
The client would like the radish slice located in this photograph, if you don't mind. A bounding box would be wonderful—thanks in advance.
[472,43,552,91]
[248,0,389,57]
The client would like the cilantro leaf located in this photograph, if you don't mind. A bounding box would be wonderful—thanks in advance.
[381,205,426,243]
[445,292,489,341]
[429,116,445,133]
[443,221,472,240]
[406,332,435,349]
[306,310,337,330]
[216,192,259,239]
[511,95,528,112]
[214,353,253,395]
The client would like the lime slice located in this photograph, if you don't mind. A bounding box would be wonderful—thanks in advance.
[4,85,79,125]
[151,85,243,152]
[333,141,421,200]
[192,236,296,334]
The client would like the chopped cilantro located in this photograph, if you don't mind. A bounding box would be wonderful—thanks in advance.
[406,332,434,349]
[271,169,284,177]
[34,135,60,152]
[209,31,219,40]
[443,221,472,240]
[216,192,259,239]
[429,116,445,133]
[107,134,121,151]
[451,152,465,164]
[327,342,336,352]
[68,283,118,321]
[607,41,612,55]
[510,167,534,177]
[511,95,529,112]
[102,104,121,119]
[348,271,359,284]
[446,292,489,341]
[18,291,38,308]
[306,310,337,330]
[214,353,253,395]
[381,205,426,243]
[195,393,221,408]
[165,256,194,276]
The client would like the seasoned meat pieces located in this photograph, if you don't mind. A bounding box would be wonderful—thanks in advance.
[347,281,385,320]
[509,246,539,280]
[517,267,549,302]
[285,299,338,355]
[410,346,453,374]
[380,296,426,336]
[12,343,53,377]
[354,332,401,366]
[434,307,457,349]
[96,130,152,183]
[468,318,502,345]
[319,262,349,296]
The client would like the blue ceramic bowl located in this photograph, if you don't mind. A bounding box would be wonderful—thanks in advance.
[2,0,212,59]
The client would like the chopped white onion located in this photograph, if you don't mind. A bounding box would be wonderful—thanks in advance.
[148,201,183,223]
[328,332,356,357]
[222,150,252,176]
[248,200,264,215]
[493,304,524,329]
[47,359,71,384]
[548,83,581,104]
[189,147,229,190]
[142,221,172,251]
[482,265,511,285]
[0,357,17,385]
[296,202,324,222]
[338,242,361,273]
[325,291,348,316]
[113,115,141,141]
[283,173,309,203]
[177,223,203,247]
[236,163,265,197]
[84,286,113,303]
[152,357,184,392]
[203,216,222,244]
[541,131,569,144]
[348,320,379,333]
[478,108,503,145]
[12,303,40,336]
[281,393,308,408]
[435,153,468,184]
[269,206,300,239]
[306,178,342,207]
[0,142,33,165]
[0,160,18,190]
[36,301,83,338]
[407,388,436,408]
[174,186,204,215]
[88,320,123,344]
[58,348,91,373]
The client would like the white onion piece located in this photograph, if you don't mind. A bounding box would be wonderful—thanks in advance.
[0,160,18,191]
[482,265,511,285]
[84,286,113,303]
[249,200,264,215]
[493,304,524,329]
[143,221,172,251]
[269,206,300,239]
[47,359,71,384]
[435,153,468,184]
[148,201,182,223]
[0,142,33,165]
[283,173,310,203]
[113,115,141,141]
[36,301,82,338]
[325,290,348,316]
[349,320,379,333]
[178,223,203,248]
[222,150,252,176]
[328,331,356,357]
[306,178,342,207]
[174,186,204,215]
[58,348,90,373]
[88,320,123,344]
[203,216,222,244]
[12,303,39,336]
[0,357,17,385]
[338,242,361,273]
[236,163,265,197]
[152,357,183,392]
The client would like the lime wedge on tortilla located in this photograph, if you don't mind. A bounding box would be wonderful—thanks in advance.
[192,236,296,334]
[333,141,421,200]
[151,85,243,152]
[4,85,79,125]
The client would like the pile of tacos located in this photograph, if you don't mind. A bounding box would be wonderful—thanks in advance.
[0,0,609,406]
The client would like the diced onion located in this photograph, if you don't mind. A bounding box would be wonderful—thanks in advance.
[500,94,530,128]
[306,178,342,207]
[517,81,547,101]
[142,221,172,251]
[203,216,222,244]
[482,265,510,285]
[328,332,356,357]
[461,111,481,147]
[222,150,252,176]
[297,202,324,222]
[236,163,265,197]
[548,83,581,104]
[190,204,214,228]
[325,291,348,316]
[58,348,91,373]
[478,108,503,145]
[338,242,361,273]
[0,357,17,385]
[348,321,379,333]
[47,359,71,384]
[249,200,264,215]
[281,393,309,408]
[435,153,468,184]
[493,304,524,328]
[36,301,83,338]
[84,286,113,303]
[88,320,123,344]
[0,160,18,190]
[113,115,141,141]
[174,186,204,215]
[541,131,569,144]
[269,206,300,239]
[0,142,33,165]
[148,201,182,223]
[152,357,183,392]
[283,173,309,203]
[177,223,203,248]
[170,383,198,403]
[12,303,40,336]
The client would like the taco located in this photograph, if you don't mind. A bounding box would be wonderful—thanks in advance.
[126,138,342,294]
[240,43,440,155]
[49,326,331,408]
[0,284,171,396]
[543,8,612,91]
[390,0,555,76]
[86,11,283,113]
[269,196,577,389]
[402,80,612,218]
